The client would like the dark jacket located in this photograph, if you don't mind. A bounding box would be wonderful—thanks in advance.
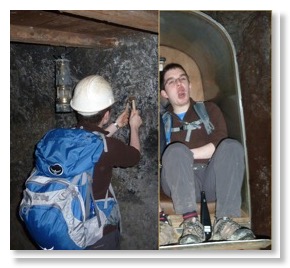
[165,98,228,163]
[76,121,141,199]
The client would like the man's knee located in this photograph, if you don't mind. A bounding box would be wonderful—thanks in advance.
[162,142,191,162]
[217,138,244,157]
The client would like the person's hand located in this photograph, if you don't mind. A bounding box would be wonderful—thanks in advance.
[129,109,142,129]
[116,103,130,128]
[128,100,142,151]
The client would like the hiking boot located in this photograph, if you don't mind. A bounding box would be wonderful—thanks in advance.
[211,217,256,241]
[179,217,205,244]
[159,212,179,246]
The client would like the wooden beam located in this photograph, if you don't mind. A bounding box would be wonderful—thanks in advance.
[10,25,121,48]
[60,10,158,33]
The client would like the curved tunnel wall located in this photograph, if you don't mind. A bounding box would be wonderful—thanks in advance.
[160,11,251,221]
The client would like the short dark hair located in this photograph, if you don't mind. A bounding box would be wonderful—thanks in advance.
[76,106,112,124]
[160,63,189,91]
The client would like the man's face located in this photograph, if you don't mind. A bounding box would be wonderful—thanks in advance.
[161,67,191,109]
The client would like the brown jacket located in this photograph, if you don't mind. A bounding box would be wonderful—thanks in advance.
[166,98,228,163]
[76,120,141,200]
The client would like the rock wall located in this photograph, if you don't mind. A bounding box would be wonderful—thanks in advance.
[204,11,272,239]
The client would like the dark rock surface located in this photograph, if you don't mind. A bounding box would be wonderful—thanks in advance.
[204,11,271,239]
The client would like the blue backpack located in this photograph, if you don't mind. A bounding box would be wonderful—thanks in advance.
[19,128,110,250]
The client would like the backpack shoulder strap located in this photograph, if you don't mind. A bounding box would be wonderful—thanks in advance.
[193,102,215,135]
[93,131,108,153]
[162,111,172,145]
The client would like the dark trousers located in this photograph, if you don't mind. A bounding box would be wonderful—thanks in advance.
[85,227,121,250]
[161,139,245,218]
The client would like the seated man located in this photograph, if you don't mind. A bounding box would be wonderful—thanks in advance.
[159,63,255,245]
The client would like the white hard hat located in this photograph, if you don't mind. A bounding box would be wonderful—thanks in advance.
[70,75,115,116]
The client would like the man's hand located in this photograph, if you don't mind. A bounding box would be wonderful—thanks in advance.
[116,103,130,128]
[129,99,142,129]
[129,101,142,152]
